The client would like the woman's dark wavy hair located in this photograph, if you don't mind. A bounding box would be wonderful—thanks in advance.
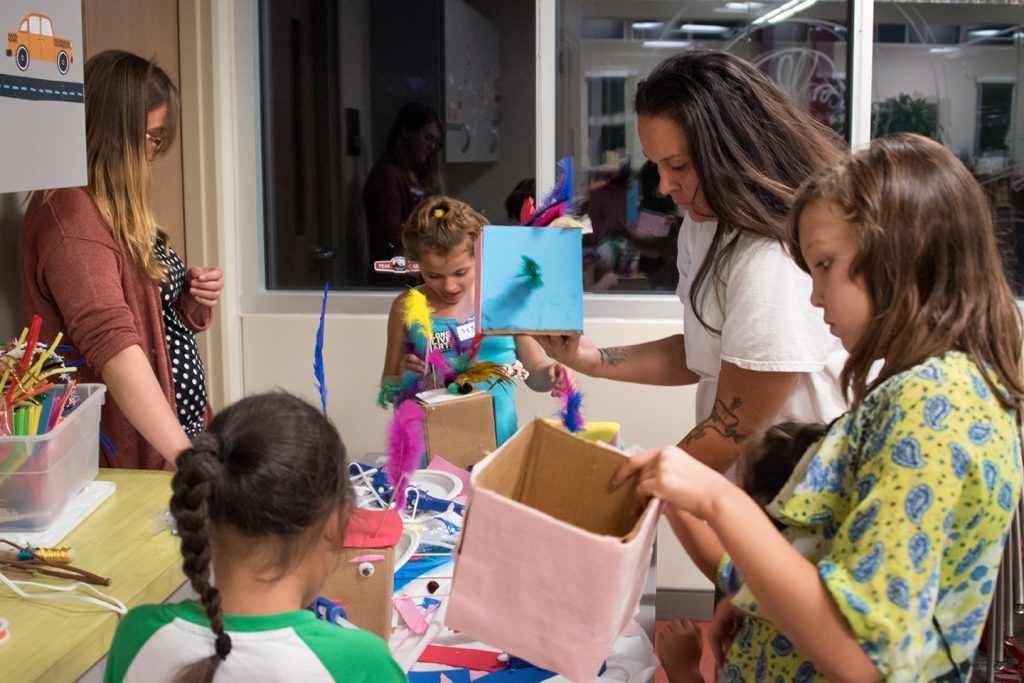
[634,50,846,333]
[789,133,1024,413]
[170,392,350,683]
[385,101,444,195]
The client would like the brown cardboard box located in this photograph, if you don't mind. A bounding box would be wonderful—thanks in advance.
[320,509,400,640]
[447,418,660,681]
[415,388,496,469]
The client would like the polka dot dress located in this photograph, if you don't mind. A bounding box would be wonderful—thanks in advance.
[153,241,207,437]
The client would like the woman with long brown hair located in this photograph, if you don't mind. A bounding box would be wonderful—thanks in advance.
[20,50,222,468]
[363,101,445,268]
[542,50,848,474]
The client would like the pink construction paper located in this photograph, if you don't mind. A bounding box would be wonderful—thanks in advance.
[395,596,437,634]
[428,455,473,494]
[419,645,503,672]
[344,508,402,548]
[349,554,385,563]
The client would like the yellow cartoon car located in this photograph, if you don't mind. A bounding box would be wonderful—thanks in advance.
[6,13,73,75]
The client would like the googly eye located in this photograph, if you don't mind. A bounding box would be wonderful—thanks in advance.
[358,562,375,578]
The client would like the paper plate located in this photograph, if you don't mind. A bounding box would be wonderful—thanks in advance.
[394,528,419,570]
[408,470,463,501]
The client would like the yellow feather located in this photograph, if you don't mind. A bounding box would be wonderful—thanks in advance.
[457,362,514,389]
[403,289,434,340]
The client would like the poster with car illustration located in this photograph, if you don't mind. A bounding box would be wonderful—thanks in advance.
[1,0,85,193]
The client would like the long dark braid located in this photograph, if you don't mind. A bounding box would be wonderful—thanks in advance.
[168,392,350,683]
[171,436,229,683]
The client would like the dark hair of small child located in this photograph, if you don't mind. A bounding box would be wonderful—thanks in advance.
[170,392,351,683]
[401,195,487,263]
[504,177,536,223]
[741,422,827,509]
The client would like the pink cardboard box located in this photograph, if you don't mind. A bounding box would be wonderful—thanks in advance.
[446,418,660,681]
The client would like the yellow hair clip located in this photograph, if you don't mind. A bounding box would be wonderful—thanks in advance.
[433,208,446,218]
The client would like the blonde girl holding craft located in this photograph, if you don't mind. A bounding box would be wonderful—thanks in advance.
[381,196,571,445]
[104,392,405,683]
[20,50,222,468]
[619,134,1024,681]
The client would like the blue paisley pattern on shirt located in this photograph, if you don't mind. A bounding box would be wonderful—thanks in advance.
[718,353,1020,682]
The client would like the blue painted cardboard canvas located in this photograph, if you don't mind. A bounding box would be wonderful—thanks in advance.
[474,225,583,334]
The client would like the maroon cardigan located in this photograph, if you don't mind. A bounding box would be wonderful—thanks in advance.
[19,188,212,470]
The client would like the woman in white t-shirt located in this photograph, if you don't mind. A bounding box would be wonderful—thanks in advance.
[541,50,848,474]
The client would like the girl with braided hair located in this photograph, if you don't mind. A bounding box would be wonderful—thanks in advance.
[104,392,404,682]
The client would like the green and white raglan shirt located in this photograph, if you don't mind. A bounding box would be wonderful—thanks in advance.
[104,600,407,682]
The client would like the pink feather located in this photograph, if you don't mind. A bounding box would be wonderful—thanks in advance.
[427,349,451,379]
[385,400,425,508]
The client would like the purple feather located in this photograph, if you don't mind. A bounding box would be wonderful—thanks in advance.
[313,282,329,416]
[448,323,468,356]
[385,400,425,508]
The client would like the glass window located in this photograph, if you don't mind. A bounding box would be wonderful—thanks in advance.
[41,17,53,37]
[29,15,40,34]
[257,0,536,290]
[871,2,1023,293]
[557,0,849,293]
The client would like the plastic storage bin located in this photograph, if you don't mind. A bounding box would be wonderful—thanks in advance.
[0,384,105,532]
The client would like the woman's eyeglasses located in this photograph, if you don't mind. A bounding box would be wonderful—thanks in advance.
[145,132,166,154]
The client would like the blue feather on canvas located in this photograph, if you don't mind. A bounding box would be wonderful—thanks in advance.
[473,225,583,335]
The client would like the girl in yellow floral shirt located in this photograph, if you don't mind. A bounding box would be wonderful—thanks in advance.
[620,134,1024,682]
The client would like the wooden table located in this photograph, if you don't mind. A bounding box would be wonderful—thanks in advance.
[0,469,183,682]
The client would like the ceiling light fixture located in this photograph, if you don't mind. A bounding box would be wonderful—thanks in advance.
[752,0,818,26]
[643,40,692,49]
[676,24,730,34]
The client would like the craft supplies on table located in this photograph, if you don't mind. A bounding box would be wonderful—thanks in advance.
[0,469,183,683]
[348,446,658,682]
[0,384,105,533]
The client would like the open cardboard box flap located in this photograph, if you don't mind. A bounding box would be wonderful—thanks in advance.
[447,418,661,681]
[474,418,651,541]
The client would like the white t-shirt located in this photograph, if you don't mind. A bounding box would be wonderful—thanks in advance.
[676,215,848,424]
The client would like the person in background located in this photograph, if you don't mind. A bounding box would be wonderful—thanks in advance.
[104,392,405,682]
[381,196,571,445]
[363,102,445,268]
[622,134,1024,681]
[20,50,222,469]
